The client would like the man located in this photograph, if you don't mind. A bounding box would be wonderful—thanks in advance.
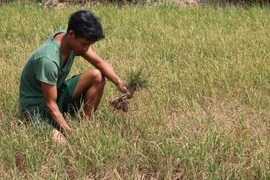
[19,10,131,144]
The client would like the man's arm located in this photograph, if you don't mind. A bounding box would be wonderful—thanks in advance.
[41,82,71,132]
[82,48,130,95]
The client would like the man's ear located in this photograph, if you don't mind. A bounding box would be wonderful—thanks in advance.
[67,30,75,39]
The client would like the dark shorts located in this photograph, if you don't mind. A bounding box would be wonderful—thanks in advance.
[57,74,83,115]
[28,74,83,129]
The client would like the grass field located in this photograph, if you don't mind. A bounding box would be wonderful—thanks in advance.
[0,1,270,179]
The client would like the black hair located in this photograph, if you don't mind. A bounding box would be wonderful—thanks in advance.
[67,10,105,41]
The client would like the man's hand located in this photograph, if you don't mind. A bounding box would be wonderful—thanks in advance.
[116,80,133,99]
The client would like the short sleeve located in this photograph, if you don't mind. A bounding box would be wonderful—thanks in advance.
[35,57,59,85]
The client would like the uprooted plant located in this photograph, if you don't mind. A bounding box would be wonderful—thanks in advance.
[109,68,148,112]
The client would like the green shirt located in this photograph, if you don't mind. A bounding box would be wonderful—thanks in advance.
[19,29,76,117]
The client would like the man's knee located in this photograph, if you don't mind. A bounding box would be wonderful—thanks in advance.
[90,69,105,84]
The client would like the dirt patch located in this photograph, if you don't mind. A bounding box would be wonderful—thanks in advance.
[42,0,199,8]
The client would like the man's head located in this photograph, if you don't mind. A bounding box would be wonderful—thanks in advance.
[67,10,105,42]
[66,10,105,55]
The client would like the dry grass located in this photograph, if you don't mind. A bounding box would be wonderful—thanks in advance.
[0,2,270,179]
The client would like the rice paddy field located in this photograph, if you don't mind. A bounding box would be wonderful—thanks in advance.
[0,1,270,179]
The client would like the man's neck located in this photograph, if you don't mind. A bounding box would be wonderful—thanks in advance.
[54,33,71,56]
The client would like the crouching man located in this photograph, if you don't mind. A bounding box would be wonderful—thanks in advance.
[19,10,130,145]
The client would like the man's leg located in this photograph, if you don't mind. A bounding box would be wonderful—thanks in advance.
[72,69,105,116]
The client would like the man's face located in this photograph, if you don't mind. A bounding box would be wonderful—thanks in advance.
[68,31,95,55]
